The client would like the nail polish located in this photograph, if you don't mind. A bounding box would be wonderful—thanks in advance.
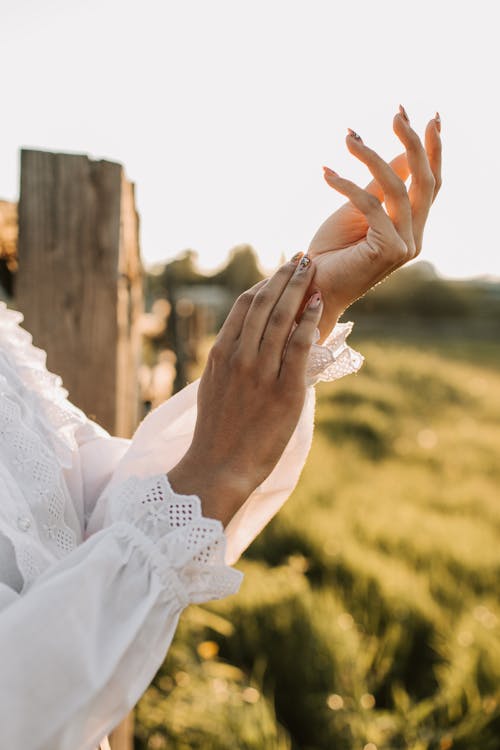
[347,128,361,141]
[290,251,303,265]
[323,166,338,177]
[399,104,410,123]
[297,255,311,272]
[435,111,441,132]
[308,292,322,309]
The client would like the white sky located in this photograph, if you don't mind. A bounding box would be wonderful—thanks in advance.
[1,0,498,278]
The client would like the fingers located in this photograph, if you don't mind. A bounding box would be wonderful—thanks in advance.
[311,153,409,257]
[238,254,315,355]
[365,152,409,200]
[345,129,415,255]
[258,255,320,372]
[213,278,267,352]
[393,107,438,253]
[323,167,401,244]
[425,113,442,200]
[331,153,409,221]
[213,254,318,381]
[280,291,323,382]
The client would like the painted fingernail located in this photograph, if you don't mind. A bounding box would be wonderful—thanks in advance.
[347,128,362,141]
[323,166,338,177]
[435,111,441,132]
[399,104,410,123]
[297,255,311,272]
[290,251,303,265]
[308,291,322,309]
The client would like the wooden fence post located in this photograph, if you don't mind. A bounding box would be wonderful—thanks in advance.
[15,148,143,436]
[15,148,143,749]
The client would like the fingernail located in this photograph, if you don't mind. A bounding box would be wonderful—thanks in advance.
[323,166,338,177]
[347,128,362,141]
[308,291,322,309]
[297,255,311,272]
[290,251,303,265]
[435,111,441,132]
[399,104,410,123]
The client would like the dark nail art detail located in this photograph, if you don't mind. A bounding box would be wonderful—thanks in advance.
[297,255,311,272]
[308,291,322,309]
[435,112,441,132]
[399,104,410,123]
[290,251,303,265]
[348,128,362,140]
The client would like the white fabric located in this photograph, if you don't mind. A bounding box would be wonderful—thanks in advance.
[0,301,362,750]
[307,321,364,385]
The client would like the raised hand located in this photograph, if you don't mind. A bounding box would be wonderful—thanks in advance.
[308,107,442,341]
[168,254,322,526]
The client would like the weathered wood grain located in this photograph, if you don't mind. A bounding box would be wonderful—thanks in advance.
[16,149,143,437]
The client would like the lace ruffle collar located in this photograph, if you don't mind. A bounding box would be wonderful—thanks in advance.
[0,301,87,469]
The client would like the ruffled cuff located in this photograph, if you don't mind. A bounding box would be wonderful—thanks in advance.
[100,474,243,605]
[305,321,364,386]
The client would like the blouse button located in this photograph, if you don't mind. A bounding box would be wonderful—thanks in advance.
[17,516,32,532]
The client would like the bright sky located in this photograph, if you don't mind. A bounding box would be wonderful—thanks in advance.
[1,0,498,278]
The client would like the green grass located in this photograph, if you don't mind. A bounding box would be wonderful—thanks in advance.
[135,331,500,750]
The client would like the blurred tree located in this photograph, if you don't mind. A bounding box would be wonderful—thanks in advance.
[210,244,264,295]
[145,250,204,306]
[165,249,205,286]
[145,244,264,308]
[352,262,476,319]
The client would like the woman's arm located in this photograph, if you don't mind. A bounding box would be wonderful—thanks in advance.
[0,259,325,749]
[86,111,442,558]
[0,109,443,750]
[166,258,324,525]
[143,111,443,532]
[0,478,240,750]
[88,257,325,532]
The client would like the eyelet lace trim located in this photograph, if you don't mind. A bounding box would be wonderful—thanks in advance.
[0,508,54,590]
[0,302,85,586]
[306,321,364,385]
[101,474,243,604]
[0,302,87,469]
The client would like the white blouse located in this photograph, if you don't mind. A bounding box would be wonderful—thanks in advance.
[0,301,362,750]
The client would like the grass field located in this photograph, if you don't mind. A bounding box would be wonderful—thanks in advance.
[134,326,500,750]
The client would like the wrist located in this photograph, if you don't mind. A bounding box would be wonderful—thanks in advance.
[167,453,253,527]
[317,306,342,344]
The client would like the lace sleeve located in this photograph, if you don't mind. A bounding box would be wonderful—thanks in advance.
[305,321,364,386]
[88,473,243,604]
[0,473,242,750]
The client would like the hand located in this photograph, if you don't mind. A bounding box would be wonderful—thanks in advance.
[168,255,322,526]
[307,107,442,341]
